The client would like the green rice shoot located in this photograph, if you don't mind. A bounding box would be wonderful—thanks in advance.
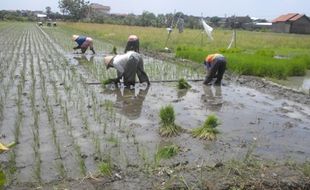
[192,114,220,140]
[159,105,182,137]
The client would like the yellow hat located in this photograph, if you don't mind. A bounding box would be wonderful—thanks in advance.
[72,35,79,41]
[104,55,114,69]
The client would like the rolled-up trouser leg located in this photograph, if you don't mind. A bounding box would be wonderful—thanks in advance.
[123,55,138,86]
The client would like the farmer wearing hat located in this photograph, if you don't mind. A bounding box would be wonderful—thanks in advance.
[72,35,96,54]
[203,53,227,85]
[104,51,150,87]
[124,35,139,53]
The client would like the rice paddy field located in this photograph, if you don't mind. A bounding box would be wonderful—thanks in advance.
[0,22,310,189]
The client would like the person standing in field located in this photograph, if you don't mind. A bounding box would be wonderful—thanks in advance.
[203,53,227,85]
[124,35,139,53]
[72,35,96,54]
[104,51,150,87]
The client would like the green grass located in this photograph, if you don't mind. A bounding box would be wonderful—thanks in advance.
[192,114,220,140]
[155,144,179,162]
[176,46,310,79]
[159,105,182,137]
[301,161,310,177]
[56,22,310,79]
[0,167,6,189]
[58,22,310,53]
[98,161,112,176]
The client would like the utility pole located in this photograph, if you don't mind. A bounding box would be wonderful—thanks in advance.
[201,13,204,47]
[233,15,237,48]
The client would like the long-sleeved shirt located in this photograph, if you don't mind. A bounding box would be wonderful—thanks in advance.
[204,53,225,70]
[75,36,87,47]
[112,51,137,76]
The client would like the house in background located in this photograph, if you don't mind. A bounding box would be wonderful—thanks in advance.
[272,13,310,34]
[89,3,110,16]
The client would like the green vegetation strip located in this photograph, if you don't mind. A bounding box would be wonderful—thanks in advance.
[58,22,310,79]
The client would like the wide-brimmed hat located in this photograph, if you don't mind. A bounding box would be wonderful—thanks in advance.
[104,55,114,69]
[72,35,79,41]
[128,35,138,41]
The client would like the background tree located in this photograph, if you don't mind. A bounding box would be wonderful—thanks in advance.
[45,6,52,17]
[140,11,156,26]
[210,16,221,27]
[58,0,90,20]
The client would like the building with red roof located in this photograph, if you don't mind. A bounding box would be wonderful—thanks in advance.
[272,13,310,34]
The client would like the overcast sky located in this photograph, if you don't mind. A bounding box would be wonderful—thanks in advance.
[1,0,310,20]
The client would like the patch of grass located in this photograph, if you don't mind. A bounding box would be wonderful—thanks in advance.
[101,78,114,85]
[177,78,191,89]
[159,105,182,137]
[192,114,220,140]
[155,144,179,161]
[98,161,112,176]
[0,167,6,189]
[300,161,310,177]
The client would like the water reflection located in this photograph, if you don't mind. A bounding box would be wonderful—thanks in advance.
[201,85,223,112]
[177,89,189,98]
[104,86,149,120]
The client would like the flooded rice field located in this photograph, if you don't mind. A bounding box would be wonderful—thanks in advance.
[0,23,309,189]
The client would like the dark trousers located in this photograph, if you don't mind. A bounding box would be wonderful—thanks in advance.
[204,58,226,85]
[125,40,139,53]
[123,53,149,86]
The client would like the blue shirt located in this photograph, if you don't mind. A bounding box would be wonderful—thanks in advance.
[75,36,86,47]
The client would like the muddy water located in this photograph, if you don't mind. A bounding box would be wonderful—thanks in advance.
[275,70,310,92]
[69,40,310,164]
[1,24,309,188]
[100,81,310,164]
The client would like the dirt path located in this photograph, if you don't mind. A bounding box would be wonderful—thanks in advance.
[0,23,309,190]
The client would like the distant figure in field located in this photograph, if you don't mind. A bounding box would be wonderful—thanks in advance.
[104,51,150,87]
[72,35,95,54]
[124,35,139,53]
[203,53,227,85]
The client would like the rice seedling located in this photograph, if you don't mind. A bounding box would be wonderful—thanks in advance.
[155,144,179,163]
[0,96,3,121]
[107,133,119,147]
[0,167,6,189]
[73,143,87,176]
[159,105,182,137]
[301,161,310,177]
[98,161,112,176]
[192,114,220,140]
[177,78,191,89]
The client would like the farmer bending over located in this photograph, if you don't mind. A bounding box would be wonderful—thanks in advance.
[72,35,95,54]
[124,35,139,53]
[203,53,227,85]
[104,51,150,87]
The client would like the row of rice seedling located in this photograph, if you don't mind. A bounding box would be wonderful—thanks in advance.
[0,24,33,185]
[41,24,139,178]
